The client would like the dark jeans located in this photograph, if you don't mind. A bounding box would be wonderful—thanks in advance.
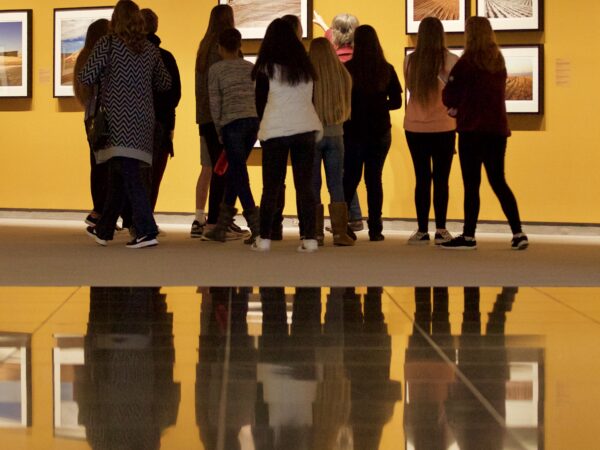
[405,130,455,232]
[90,150,107,214]
[95,157,158,240]
[259,132,316,239]
[200,123,226,224]
[458,132,522,237]
[343,130,392,236]
[149,122,173,212]
[222,118,259,210]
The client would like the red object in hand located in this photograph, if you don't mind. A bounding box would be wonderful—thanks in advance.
[214,151,228,175]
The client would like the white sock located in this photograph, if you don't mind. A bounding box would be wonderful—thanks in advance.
[195,209,206,223]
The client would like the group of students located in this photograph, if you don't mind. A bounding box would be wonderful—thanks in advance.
[79,0,529,251]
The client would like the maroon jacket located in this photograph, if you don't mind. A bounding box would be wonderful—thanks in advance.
[442,57,510,137]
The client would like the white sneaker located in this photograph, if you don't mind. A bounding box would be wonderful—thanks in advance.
[297,239,318,253]
[251,237,271,252]
[434,229,453,245]
[407,231,430,245]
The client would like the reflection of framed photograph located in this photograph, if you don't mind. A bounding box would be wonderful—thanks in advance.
[502,45,543,114]
[403,45,543,114]
[0,333,31,427]
[219,0,312,40]
[477,0,543,31]
[0,10,32,98]
[405,0,469,34]
[53,7,113,97]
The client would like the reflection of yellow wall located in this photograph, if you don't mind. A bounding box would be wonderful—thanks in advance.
[1,0,599,224]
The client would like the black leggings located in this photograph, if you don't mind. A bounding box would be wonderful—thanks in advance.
[458,132,522,237]
[405,131,455,232]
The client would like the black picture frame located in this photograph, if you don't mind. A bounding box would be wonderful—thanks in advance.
[405,0,470,35]
[0,10,32,98]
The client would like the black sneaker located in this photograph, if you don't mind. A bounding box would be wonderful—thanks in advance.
[85,214,99,227]
[440,235,477,250]
[369,233,385,242]
[190,220,205,238]
[511,234,529,250]
[86,226,107,246]
[126,234,159,248]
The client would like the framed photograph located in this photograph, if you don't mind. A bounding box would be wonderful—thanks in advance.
[219,0,312,40]
[0,333,31,428]
[403,45,543,114]
[0,10,32,98]
[502,45,543,114]
[53,7,113,98]
[405,0,469,34]
[477,0,543,31]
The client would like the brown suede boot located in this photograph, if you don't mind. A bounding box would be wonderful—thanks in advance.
[328,202,355,246]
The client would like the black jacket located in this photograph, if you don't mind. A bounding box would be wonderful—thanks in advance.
[149,34,181,133]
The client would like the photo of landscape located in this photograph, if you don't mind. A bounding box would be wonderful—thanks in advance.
[484,0,533,19]
[221,0,307,39]
[59,18,99,86]
[413,0,460,21]
[0,21,23,87]
[505,56,533,101]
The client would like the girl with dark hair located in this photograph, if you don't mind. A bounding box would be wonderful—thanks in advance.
[442,16,528,250]
[251,18,322,252]
[79,0,171,248]
[74,19,110,229]
[343,25,402,242]
[194,4,248,241]
[404,17,458,245]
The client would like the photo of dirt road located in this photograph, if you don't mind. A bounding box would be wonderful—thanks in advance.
[0,21,23,87]
[484,0,533,19]
[413,0,460,21]
[226,0,301,29]
[505,57,533,101]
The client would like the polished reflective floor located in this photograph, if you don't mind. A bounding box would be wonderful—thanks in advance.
[1,287,599,449]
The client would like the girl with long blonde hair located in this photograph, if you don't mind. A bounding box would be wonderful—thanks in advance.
[404,17,458,246]
[309,37,354,246]
[442,16,528,250]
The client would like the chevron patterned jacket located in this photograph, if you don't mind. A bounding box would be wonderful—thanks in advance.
[79,35,172,165]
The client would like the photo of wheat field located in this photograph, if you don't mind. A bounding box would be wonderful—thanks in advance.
[414,0,460,21]
[484,0,533,19]
[225,0,301,29]
[505,57,533,101]
[0,22,23,87]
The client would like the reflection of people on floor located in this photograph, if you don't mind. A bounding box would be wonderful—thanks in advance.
[196,287,257,450]
[343,287,402,450]
[404,287,455,449]
[77,287,180,450]
[445,287,517,450]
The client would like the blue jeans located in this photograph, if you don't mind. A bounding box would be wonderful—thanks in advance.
[343,130,392,236]
[260,132,316,239]
[222,118,259,210]
[312,135,345,203]
[95,157,158,240]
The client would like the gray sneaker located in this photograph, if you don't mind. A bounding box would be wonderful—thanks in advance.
[408,231,430,245]
[434,229,453,245]
[190,220,205,238]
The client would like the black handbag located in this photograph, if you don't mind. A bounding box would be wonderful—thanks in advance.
[86,37,112,151]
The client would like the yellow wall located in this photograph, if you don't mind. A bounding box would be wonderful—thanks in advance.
[1,0,599,224]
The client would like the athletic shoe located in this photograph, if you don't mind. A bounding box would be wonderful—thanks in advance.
[511,233,529,250]
[297,239,318,253]
[369,233,385,242]
[86,226,107,246]
[348,220,364,232]
[201,224,246,241]
[126,234,159,249]
[85,214,99,227]
[408,231,430,245]
[190,220,205,238]
[434,229,453,245]
[230,221,251,238]
[251,237,271,252]
[440,235,477,250]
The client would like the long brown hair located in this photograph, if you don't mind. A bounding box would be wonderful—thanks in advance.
[111,0,146,54]
[196,5,234,72]
[406,17,446,106]
[309,38,352,126]
[73,18,109,105]
[347,25,390,92]
[463,16,505,73]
